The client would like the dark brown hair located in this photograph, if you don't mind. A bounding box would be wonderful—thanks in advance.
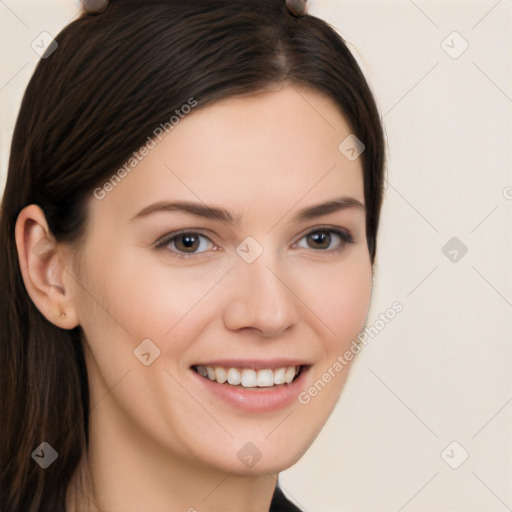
[0,1,385,510]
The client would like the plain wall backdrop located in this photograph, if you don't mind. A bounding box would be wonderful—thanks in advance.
[1,1,511,511]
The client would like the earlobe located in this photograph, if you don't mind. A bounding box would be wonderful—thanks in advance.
[14,204,79,330]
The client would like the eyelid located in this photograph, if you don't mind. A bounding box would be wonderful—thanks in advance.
[293,224,353,243]
[154,229,216,256]
[291,225,354,252]
[154,228,211,246]
[154,225,355,258]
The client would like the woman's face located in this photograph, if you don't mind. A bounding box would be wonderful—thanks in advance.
[70,84,372,475]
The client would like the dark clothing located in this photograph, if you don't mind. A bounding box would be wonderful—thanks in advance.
[269,484,303,512]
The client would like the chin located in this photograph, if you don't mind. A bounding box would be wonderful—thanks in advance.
[197,431,318,476]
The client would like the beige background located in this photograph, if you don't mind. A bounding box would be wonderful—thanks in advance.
[1,1,511,511]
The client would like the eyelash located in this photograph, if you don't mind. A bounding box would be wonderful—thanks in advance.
[154,226,355,260]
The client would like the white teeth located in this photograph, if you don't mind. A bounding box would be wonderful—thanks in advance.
[227,367,241,385]
[273,367,285,385]
[284,366,296,384]
[195,365,301,387]
[214,367,227,384]
[241,369,257,387]
[256,369,274,387]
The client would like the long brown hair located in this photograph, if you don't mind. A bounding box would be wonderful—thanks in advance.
[0,1,385,510]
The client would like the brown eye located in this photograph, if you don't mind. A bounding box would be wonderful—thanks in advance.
[174,233,201,253]
[155,231,214,257]
[306,231,332,249]
[295,228,354,252]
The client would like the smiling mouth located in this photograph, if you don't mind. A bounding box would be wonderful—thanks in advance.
[191,364,306,389]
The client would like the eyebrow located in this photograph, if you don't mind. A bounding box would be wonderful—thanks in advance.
[129,196,365,225]
[291,197,365,222]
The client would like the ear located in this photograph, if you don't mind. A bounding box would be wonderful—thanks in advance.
[15,204,79,330]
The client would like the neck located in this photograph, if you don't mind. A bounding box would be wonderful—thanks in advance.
[66,403,278,512]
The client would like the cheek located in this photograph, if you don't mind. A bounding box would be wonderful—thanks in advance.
[327,261,372,339]
[302,250,373,353]
[74,244,228,361]
[76,241,372,359]
[290,253,372,429]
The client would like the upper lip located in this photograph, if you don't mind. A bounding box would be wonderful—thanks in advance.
[191,359,311,370]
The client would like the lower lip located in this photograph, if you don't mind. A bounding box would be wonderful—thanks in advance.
[190,367,310,413]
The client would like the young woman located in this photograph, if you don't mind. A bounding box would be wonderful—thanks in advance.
[0,0,385,510]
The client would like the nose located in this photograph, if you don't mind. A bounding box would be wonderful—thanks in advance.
[222,250,300,338]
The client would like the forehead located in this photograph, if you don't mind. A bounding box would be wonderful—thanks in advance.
[90,85,364,225]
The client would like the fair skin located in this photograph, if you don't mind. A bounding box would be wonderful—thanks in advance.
[16,85,372,512]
